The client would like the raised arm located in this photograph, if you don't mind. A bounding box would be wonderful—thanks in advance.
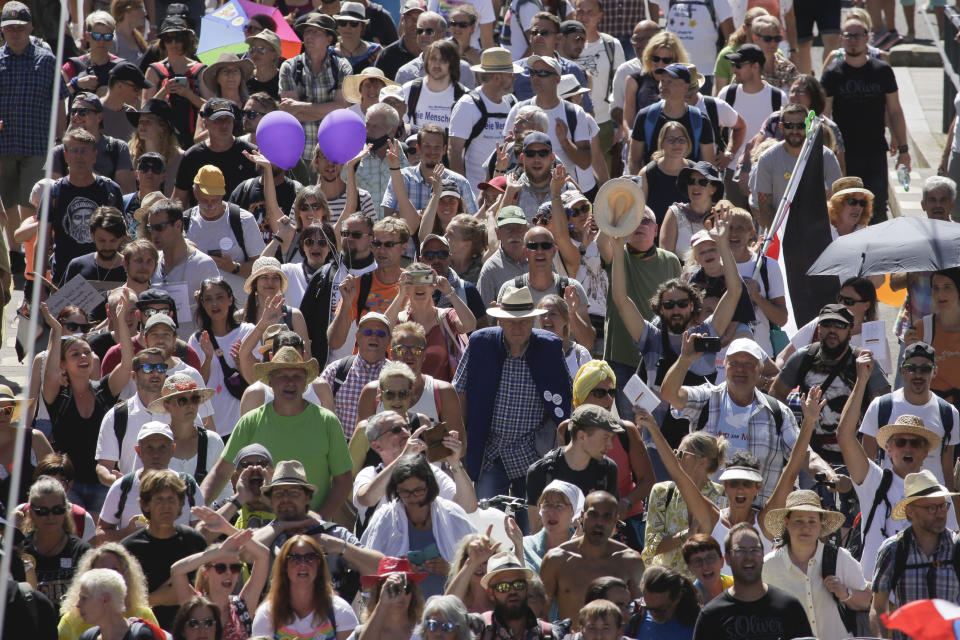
[660,330,699,410]
[610,236,648,343]
[708,208,743,335]
[344,144,371,218]
[549,165,581,276]
[417,164,445,240]
[838,350,875,485]
[40,303,64,405]
[237,296,284,383]
[106,295,135,397]
[170,529,257,602]
[446,532,500,600]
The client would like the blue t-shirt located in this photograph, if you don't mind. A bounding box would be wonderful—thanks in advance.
[407,523,445,598]
[632,610,694,640]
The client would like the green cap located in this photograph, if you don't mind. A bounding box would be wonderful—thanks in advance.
[496,205,528,227]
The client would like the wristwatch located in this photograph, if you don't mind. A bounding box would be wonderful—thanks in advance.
[228,494,242,509]
[231,262,241,275]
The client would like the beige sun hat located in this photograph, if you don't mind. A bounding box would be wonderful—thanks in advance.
[134,190,168,225]
[254,346,320,385]
[875,414,941,452]
[892,469,960,520]
[829,176,874,201]
[593,178,646,238]
[146,373,215,414]
[245,28,282,56]
[479,551,535,589]
[487,285,548,320]
[262,460,317,497]
[244,256,288,294]
[0,384,23,422]
[342,67,398,104]
[763,489,846,539]
[470,46,523,74]
[200,52,254,94]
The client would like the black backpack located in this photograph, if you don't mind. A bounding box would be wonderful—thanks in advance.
[821,542,857,633]
[302,264,375,360]
[513,275,568,297]
[181,203,249,261]
[720,85,783,149]
[407,78,468,127]
[332,354,357,396]
[462,89,517,151]
[887,526,960,597]
[292,50,347,94]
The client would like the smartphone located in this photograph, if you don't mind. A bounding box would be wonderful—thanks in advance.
[208,249,222,257]
[175,77,187,86]
[386,572,407,597]
[419,421,452,462]
[407,269,435,285]
[693,336,722,353]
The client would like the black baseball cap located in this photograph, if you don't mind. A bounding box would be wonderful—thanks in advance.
[903,341,936,363]
[724,43,765,66]
[817,304,854,326]
[137,152,166,171]
[73,92,103,112]
[559,20,586,35]
[137,288,176,310]
[201,98,238,120]
[110,61,154,89]
[1,1,31,27]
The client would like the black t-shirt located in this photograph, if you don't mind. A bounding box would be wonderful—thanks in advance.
[45,377,119,484]
[374,39,417,81]
[3,577,59,640]
[49,177,124,284]
[692,585,813,640]
[820,57,897,153]
[247,73,280,100]
[62,253,126,322]
[228,176,304,244]
[525,447,620,505]
[363,2,399,46]
[122,524,208,630]
[22,534,91,614]
[631,103,715,165]
[175,139,259,206]
[87,329,117,361]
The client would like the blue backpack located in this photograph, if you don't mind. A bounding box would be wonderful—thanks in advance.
[642,101,704,160]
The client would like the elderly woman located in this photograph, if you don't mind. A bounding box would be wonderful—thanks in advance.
[74,569,158,640]
[750,14,798,90]
[623,32,689,133]
[416,595,473,640]
[661,162,724,260]
[828,177,873,238]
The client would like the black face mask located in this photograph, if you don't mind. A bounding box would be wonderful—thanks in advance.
[366,134,390,151]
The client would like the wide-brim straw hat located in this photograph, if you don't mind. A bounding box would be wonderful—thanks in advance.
[0,384,23,422]
[487,285,548,320]
[830,176,874,202]
[479,552,535,589]
[342,67,398,104]
[764,489,846,538]
[254,346,320,385]
[201,52,254,94]
[470,46,523,74]
[876,414,941,451]
[146,373,215,414]
[593,178,646,238]
[133,190,168,225]
[892,469,960,520]
[244,256,289,294]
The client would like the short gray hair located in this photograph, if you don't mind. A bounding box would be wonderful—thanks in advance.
[79,568,128,615]
[365,410,405,442]
[515,105,549,133]
[366,102,400,133]
[923,175,957,202]
[419,10,447,31]
[416,595,471,640]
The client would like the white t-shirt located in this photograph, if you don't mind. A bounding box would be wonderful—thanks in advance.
[427,0,495,49]
[96,393,166,474]
[736,254,785,357]
[576,36,626,124]
[651,0,734,71]
[185,206,267,307]
[716,83,788,163]
[353,462,456,526]
[504,0,541,61]
[573,111,599,192]
[858,389,960,480]
[151,248,221,341]
[188,323,256,436]
[852,461,908,580]
[449,89,515,195]
[503,98,592,184]
[403,80,456,133]
[694,94,739,129]
[252,596,358,638]
[281,262,310,309]
[99,467,205,527]
[715,394,755,460]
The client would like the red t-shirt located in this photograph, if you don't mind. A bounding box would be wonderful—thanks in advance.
[100,334,202,374]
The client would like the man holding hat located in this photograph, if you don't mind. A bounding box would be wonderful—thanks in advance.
[101,62,153,141]
[476,551,550,638]
[279,13,353,167]
[871,469,960,640]
[476,206,529,307]
[206,347,354,519]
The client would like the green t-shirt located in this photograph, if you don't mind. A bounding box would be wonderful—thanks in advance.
[222,402,353,511]
[713,43,742,82]
[602,247,681,369]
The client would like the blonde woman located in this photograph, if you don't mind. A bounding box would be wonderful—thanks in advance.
[127,98,183,195]
[622,32,689,135]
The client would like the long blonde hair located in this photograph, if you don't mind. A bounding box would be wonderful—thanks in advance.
[110,0,149,53]
[728,7,769,48]
[129,125,182,170]
[60,544,151,617]
[641,32,689,75]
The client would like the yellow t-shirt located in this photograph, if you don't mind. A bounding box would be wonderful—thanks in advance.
[58,605,158,640]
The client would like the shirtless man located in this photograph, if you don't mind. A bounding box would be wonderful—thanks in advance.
[540,490,645,623]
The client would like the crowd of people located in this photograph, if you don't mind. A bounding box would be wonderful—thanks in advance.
[0,0,959,638]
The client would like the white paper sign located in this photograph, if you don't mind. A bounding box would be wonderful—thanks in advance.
[860,320,886,354]
[161,282,194,329]
[46,275,105,318]
[623,374,662,414]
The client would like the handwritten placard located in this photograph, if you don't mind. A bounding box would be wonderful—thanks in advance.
[45,275,105,318]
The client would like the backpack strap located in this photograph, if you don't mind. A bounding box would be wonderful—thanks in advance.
[465,90,516,151]
[761,392,784,439]
[112,400,129,466]
[862,468,894,543]
[877,395,893,434]
[116,471,136,522]
[937,396,955,453]
[601,33,616,102]
[688,105,703,161]
[771,88,783,112]
[562,101,578,139]
[356,272,374,319]
[703,96,724,152]
[889,527,913,595]
[227,204,249,261]
[408,78,424,125]
[794,343,820,391]
[332,355,357,396]
[725,84,738,109]
[16,582,40,633]
[664,483,676,511]
[195,426,209,484]
[230,594,253,635]
[643,101,664,150]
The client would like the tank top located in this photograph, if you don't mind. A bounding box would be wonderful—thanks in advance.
[376,375,441,423]
[643,161,691,225]
[671,203,709,262]
[606,433,643,518]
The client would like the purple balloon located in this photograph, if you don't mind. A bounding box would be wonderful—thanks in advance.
[317,109,367,164]
[256,111,305,170]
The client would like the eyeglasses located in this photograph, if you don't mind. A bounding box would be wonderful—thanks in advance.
[90,32,115,41]
[836,294,866,305]
[337,19,363,27]
[361,328,388,338]
[137,362,169,374]
[523,148,551,158]
[416,27,436,35]
[891,436,927,448]
[530,28,556,36]
[425,620,460,632]
[71,108,96,117]
[381,389,411,401]
[238,458,269,469]
[526,241,554,251]
[271,488,305,498]
[211,562,242,574]
[846,198,868,208]
[248,45,270,55]
[244,109,267,120]
[918,502,951,515]
[590,388,617,399]
[758,34,782,43]
[819,319,849,329]
[422,249,450,260]
[530,69,557,78]
[397,486,428,499]
[570,204,591,218]
[781,121,805,130]
[30,504,67,516]
[186,619,215,629]
[650,55,673,63]
[661,299,690,310]
[174,394,203,407]
[449,20,474,28]
[299,201,324,211]
[376,425,407,440]
[372,240,402,248]
[491,579,527,593]
[145,220,175,233]
[393,344,425,356]
[686,177,711,187]
[64,321,90,332]
[138,161,165,174]
[842,31,867,40]
[731,546,764,556]
[341,230,369,239]
[901,363,934,375]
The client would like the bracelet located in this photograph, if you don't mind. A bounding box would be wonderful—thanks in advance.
[389,166,401,170]
[229,495,242,509]
[842,588,853,602]
[448,462,464,473]
[231,263,241,275]
[898,145,909,154]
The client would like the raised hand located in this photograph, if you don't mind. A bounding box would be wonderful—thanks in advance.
[338,275,358,304]
[242,149,272,169]
[199,330,214,359]
[800,385,826,425]
[550,164,568,195]
[856,349,874,379]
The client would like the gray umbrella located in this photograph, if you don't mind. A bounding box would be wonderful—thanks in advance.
[807,217,960,277]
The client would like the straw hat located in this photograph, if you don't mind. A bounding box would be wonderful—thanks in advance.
[253,346,320,385]
[0,384,23,422]
[133,190,168,225]
[262,460,317,497]
[244,256,288,294]
[201,52,254,94]
[593,178,646,238]
[360,556,429,588]
[487,285,548,320]
[876,414,941,451]
[892,470,960,520]
[829,176,874,201]
[146,373,215,414]
[470,46,523,74]
[763,489,845,538]
[480,552,535,589]
[342,67,398,104]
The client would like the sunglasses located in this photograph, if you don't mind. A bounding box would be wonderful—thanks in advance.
[902,363,934,374]
[299,201,323,211]
[842,31,867,40]
[819,319,849,329]
[836,294,865,305]
[138,161,165,174]
[891,436,926,448]
[71,108,96,117]
[491,579,527,593]
[449,20,474,28]
[758,34,782,42]
[397,486,427,499]
[661,299,690,309]
[569,204,591,217]
[160,33,187,43]
[686,177,711,187]
[523,148,551,158]
[341,230,368,239]
[337,19,363,27]
[90,32,115,41]
[361,328,388,338]
[0,406,14,417]
[781,121,805,130]
[846,198,868,208]
[530,28,556,36]
[526,241,554,251]
[376,425,408,439]
[145,220,175,233]
[244,109,267,120]
[64,321,90,332]
[372,240,402,248]
[650,54,673,63]
[174,394,203,407]
[675,448,696,460]
[590,388,617,399]
[303,237,329,247]
[138,362,169,374]
[287,551,322,564]
[530,69,557,78]
[724,479,758,489]
[393,344,425,356]
[422,249,449,260]
[425,620,459,632]
[211,562,242,574]
[30,504,67,516]
[382,389,411,401]
[187,619,215,629]
[416,27,436,35]
[248,45,270,55]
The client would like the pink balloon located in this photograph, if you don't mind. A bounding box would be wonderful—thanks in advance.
[256,111,305,170]
[317,109,367,164]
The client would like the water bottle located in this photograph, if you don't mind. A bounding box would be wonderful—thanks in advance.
[897,164,910,191]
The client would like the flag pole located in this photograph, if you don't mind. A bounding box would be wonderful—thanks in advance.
[0,1,69,626]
